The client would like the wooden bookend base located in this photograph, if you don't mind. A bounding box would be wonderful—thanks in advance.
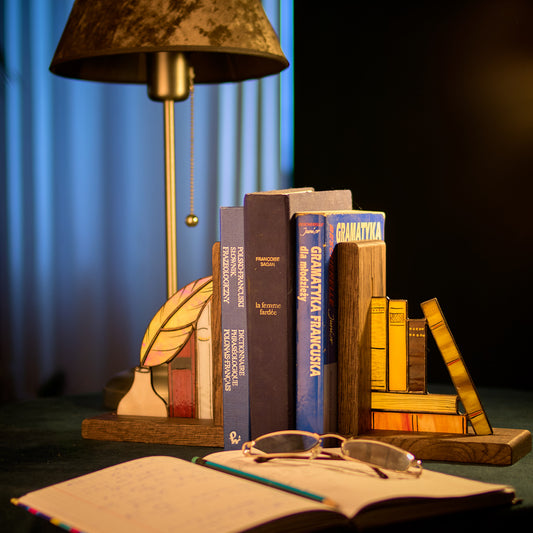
[360,427,531,465]
[82,413,223,447]
[82,243,224,448]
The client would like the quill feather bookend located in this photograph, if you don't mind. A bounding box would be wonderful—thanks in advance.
[117,366,168,417]
[82,243,224,446]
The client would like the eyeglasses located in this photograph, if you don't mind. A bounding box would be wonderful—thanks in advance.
[242,430,422,479]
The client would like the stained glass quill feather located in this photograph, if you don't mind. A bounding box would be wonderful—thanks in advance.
[140,276,213,367]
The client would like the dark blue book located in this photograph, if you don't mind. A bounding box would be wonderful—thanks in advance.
[220,207,250,450]
[295,210,385,434]
[244,189,353,438]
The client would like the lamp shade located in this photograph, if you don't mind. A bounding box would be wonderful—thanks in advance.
[49,0,289,84]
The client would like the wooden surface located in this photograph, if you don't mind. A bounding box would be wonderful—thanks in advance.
[337,241,386,436]
[82,413,223,447]
[360,427,531,465]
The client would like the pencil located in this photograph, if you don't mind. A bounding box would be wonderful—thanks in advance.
[191,457,338,508]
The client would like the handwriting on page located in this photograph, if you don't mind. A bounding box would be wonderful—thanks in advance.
[205,450,512,520]
[48,457,322,533]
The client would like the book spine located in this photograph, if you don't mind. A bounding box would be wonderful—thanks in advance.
[388,299,408,392]
[371,391,459,413]
[220,207,250,449]
[337,241,386,436]
[370,296,389,391]
[407,318,427,393]
[371,411,468,434]
[244,194,294,437]
[295,214,326,433]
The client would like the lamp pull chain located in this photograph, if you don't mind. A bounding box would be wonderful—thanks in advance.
[185,67,198,227]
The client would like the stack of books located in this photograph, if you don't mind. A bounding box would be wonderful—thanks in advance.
[220,188,388,448]
[368,297,469,435]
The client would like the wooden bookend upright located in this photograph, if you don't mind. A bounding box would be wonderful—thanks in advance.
[337,240,386,436]
[81,243,224,447]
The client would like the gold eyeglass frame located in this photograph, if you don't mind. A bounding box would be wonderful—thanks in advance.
[242,430,423,479]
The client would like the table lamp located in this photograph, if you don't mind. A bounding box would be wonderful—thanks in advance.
[50,0,289,298]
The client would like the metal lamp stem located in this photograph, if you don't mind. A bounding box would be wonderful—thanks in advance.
[147,51,191,297]
[164,99,178,298]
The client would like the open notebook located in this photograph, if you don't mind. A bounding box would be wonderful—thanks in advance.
[12,450,516,532]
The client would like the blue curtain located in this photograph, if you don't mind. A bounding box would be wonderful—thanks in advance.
[1,0,294,400]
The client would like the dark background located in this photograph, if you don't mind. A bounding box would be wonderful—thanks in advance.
[294,1,533,390]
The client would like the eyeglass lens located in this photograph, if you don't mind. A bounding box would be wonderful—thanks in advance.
[342,440,414,471]
[253,433,318,454]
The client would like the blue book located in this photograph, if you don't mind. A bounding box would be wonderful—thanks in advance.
[220,207,250,450]
[295,210,386,433]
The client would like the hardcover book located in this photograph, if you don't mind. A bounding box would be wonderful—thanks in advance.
[295,210,385,434]
[12,453,516,533]
[220,207,250,450]
[244,188,352,437]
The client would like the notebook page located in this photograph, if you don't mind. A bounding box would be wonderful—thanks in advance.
[206,450,514,518]
[15,456,328,533]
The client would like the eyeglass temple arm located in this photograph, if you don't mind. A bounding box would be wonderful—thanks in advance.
[319,450,389,479]
[242,440,255,455]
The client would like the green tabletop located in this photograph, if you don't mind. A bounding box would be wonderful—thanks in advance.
[1,386,532,532]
